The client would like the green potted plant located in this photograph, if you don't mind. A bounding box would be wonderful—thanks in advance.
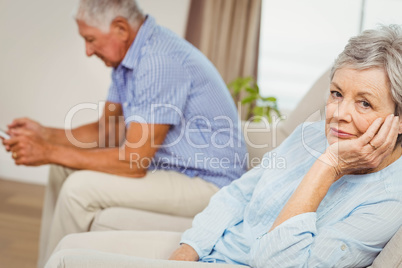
[228,76,281,123]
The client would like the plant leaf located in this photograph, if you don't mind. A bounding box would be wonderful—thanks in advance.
[255,84,260,94]
[241,96,256,104]
[262,96,277,102]
[228,76,281,122]
[246,87,257,94]
[253,106,264,116]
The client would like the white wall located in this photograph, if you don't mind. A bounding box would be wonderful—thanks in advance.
[0,0,191,185]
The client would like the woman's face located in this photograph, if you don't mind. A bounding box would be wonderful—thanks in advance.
[325,67,396,145]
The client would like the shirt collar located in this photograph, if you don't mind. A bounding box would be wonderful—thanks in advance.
[120,15,156,70]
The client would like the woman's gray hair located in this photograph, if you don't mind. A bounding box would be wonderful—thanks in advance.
[73,0,144,32]
[331,24,402,145]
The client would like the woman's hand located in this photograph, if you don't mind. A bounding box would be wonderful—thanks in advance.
[323,114,400,177]
[168,244,199,262]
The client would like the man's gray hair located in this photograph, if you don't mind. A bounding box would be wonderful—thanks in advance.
[74,0,144,32]
[331,24,402,145]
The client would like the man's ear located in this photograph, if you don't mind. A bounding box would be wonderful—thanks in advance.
[110,17,130,41]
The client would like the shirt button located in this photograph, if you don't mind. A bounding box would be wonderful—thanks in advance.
[341,244,347,251]
[123,102,128,108]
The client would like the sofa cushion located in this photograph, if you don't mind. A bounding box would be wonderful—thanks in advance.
[242,121,287,168]
[90,207,193,232]
[52,249,249,268]
[368,226,402,268]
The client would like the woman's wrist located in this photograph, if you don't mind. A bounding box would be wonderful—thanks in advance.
[318,152,343,182]
[180,244,199,261]
[168,243,199,261]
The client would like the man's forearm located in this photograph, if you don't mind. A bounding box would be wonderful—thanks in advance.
[47,144,145,177]
[45,122,101,147]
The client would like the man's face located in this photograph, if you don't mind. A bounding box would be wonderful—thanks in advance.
[76,20,127,67]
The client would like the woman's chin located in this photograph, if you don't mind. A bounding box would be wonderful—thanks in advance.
[327,135,356,145]
[326,136,338,145]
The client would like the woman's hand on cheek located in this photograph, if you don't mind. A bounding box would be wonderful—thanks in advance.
[323,114,400,177]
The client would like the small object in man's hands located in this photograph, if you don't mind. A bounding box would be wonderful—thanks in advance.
[0,129,10,140]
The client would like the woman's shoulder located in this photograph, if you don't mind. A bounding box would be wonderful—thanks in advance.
[261,120,327,170]
[381,155,402,194]
[289,120,328,156]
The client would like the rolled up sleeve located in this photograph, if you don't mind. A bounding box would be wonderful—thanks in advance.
[251,199,402,268]
[181,165,266,259]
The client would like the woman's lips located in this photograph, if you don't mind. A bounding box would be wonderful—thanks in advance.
[330,127,355,138]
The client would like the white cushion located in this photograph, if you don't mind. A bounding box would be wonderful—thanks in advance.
[90,207,193,232]
[369,226,402,268]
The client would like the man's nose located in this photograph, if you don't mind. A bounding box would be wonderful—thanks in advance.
[333,100,352,122]
[85,42,94,57]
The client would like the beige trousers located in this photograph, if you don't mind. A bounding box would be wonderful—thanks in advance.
[38,165,219,268]
[45,231,248,268]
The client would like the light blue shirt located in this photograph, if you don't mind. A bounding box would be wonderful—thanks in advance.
[181,121,402,267]
[107,16,247,188]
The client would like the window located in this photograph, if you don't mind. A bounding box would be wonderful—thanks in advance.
[258,0,402,113]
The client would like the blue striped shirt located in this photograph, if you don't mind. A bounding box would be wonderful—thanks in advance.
[107,16,247,188]
[181,121,402,267]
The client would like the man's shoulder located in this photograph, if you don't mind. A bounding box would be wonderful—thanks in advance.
[133,38,190,72]
[143,25,192,55]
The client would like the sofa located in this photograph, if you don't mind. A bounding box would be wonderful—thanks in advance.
[88,69,402,267]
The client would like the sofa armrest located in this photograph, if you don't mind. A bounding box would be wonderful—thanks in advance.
[368,226,402,268]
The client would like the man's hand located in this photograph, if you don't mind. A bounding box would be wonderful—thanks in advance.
[8,118,50,141]
[3,128,52,166]
[323,114,400,177]
[168,244,199,262]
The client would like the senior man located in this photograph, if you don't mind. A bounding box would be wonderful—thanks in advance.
[2,0,247,267]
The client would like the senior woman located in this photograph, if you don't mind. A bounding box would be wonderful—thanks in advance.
[45,25,402,268]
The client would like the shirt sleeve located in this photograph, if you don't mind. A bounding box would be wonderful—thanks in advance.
[251,197,402,268]
[125,55,191,125]
[180,122,308,259]
[180,164,265,259]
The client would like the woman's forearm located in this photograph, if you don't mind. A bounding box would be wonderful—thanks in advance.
[269,154,340,232]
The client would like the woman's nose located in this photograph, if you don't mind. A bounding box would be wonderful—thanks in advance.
[332,100,353,122]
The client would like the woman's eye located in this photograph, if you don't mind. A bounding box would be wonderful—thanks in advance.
[361,100,371,108]
[330,91,342,98]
